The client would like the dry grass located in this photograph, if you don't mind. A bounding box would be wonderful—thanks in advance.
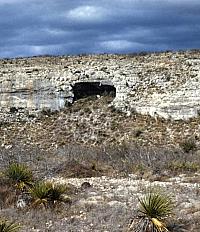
[0,178,17,209]
[1,96,200,151]
[0,142,200,231]
[0,96,200,231]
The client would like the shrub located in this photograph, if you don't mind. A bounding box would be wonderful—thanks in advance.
[167,161,199,174]
[40,108,52,117]
[30,181,69,208]
[179,139,197,153]
[29,181,51,208]
[0,220,20,232]
[48,182,70,204]
[129,188,174,232]
[5,163,33,190]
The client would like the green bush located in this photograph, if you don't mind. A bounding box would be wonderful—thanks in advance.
[5,163,33,190]
[30,181,69,208]
[131,188,174,232]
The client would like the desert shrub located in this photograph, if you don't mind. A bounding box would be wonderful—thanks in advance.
[0,220,20,232]
[30,181,52,208]
[48,183,70,204]
[30,181,70,208]
[5,163,33,190]
[129,188,174,232]
[132,163,149,175]
[179,139,197,153]
[167,161,199,174]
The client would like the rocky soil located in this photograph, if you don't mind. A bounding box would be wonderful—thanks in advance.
[1,173,200,231]
[1,96,200,150]
[0,96,200,231]
[1,51,200,231]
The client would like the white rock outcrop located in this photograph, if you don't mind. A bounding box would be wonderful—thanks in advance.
[0,51,200,120]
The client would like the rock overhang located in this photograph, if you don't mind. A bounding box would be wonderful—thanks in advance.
[0,51,200,121]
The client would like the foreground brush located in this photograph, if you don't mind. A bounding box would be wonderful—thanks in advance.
[127,188,174,232]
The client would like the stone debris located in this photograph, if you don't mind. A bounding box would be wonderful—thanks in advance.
[41,173,200,231]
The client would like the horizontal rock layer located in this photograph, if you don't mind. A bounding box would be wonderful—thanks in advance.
[0,50,200,120]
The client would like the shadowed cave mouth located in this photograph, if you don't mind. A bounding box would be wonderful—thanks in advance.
[72,82,116,101]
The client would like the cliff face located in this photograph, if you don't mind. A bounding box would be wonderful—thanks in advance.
[0,50,200,120]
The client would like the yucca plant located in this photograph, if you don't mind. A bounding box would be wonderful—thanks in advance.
[5,163,33,190]
[129,188,174,232]
[30,181,69,208]
[0,220,20,232]
[29,181,51,208]
[48,183,69,204]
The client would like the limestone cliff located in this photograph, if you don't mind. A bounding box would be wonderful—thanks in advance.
[0,50,200,120]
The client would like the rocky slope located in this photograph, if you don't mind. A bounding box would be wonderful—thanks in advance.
[1,50,200,120]
[1,50,200,232]
[1,95,200,152]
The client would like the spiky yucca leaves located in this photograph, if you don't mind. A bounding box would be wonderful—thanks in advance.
[30,181,69,208]
[5,163,33,190]
[0,220,20,232]
[138,191,173,219]
[131,189,174,232]
[48,183,69,204]
[29,181,51,208]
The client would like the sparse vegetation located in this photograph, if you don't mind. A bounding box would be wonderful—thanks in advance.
[30,181,70,208]
[179,139,197,153]
[0,179,16,209]
[0,143,200,231]
[0,95,200,231]
[0,220,20,232]
[5,163,33,190]
[129,188,174,232]
[167,161,199,174]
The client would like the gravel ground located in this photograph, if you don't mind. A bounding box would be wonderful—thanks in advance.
[1,173,198,231]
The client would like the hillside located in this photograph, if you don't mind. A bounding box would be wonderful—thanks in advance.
[1,50,200,120]
[0,50,200,231]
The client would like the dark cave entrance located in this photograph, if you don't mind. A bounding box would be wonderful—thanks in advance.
[72,82,116,101]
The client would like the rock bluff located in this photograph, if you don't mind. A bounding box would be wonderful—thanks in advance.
[0,50,200,120]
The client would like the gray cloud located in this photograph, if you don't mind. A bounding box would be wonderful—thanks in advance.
[0,0,200,58]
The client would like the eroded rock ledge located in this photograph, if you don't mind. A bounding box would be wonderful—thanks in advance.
[0,50,200,120]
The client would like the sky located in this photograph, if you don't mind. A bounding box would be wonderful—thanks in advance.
[0,0,200,58]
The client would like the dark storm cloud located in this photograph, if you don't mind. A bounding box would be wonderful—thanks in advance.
[0,0,200,58]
